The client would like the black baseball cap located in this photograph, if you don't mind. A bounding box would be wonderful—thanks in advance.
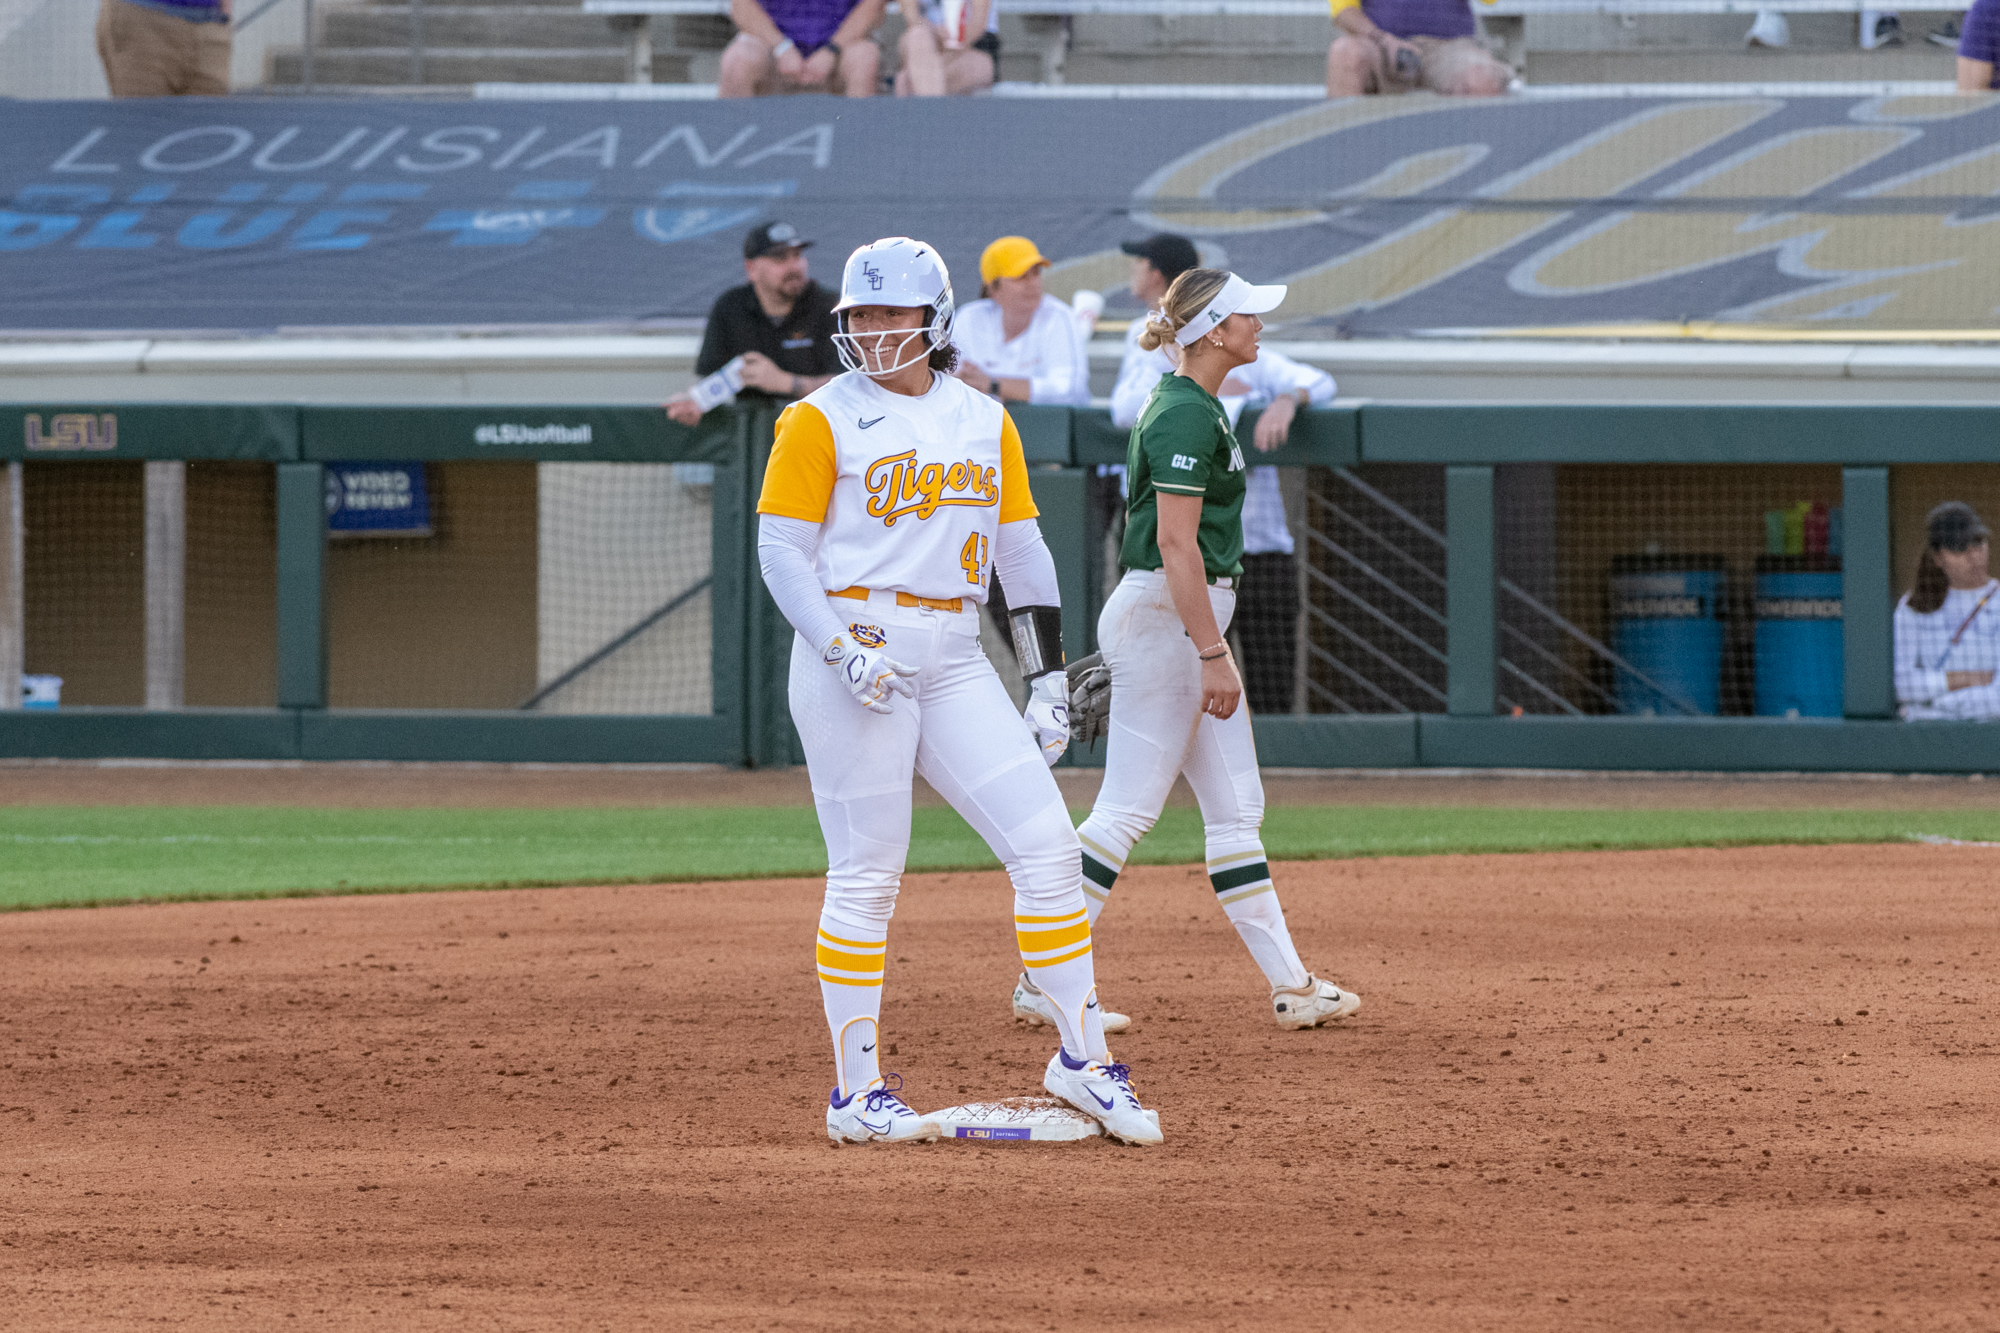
[745,221,813,260]
[1928,500,1990,551]
[1119,234,1200,282]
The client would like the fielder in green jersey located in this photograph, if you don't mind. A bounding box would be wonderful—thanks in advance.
[1121,373,1250,580]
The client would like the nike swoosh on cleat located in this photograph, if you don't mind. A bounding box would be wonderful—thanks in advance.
[1088,1088,1115,1110]
[860,1117,891,1134]
[859,415,886,429]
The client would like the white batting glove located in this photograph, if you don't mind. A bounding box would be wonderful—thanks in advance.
[823,634,917,716]
[1023,672,1069,766]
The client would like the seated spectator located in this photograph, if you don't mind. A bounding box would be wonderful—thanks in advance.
[895,0,998,95]
[667,221,840,426]
[719,0,883,99]
[1958,0,2000,89]
[1109,233,1201,428]
[1325,0,1511,97]
[97,0,231,97]
[1895,501,2000,719]
[952,236,1091,405]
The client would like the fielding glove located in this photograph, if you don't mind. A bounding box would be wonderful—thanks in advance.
[1023,672,1070,766]
[823,634,917,716]
[1066,652,1111,750]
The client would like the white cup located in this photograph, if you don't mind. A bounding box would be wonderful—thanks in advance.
[941,0,968,46]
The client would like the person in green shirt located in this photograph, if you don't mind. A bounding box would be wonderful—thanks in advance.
[1040,269,1364,1033]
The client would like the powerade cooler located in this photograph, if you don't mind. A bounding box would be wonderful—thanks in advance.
[1609,555,1725,715]
[1753,554,1842,717]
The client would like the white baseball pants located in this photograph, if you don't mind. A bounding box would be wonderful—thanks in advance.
[1075,568,1311,990]
[793,590,1108,1099]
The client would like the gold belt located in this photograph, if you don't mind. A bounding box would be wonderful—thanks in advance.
[829,586,964,614]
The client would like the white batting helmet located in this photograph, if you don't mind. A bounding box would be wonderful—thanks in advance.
[831,236,955,378]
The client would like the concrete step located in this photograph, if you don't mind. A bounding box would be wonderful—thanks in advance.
[267,47,666,83]
[1524,44,1956,82]
[322,7,624,49]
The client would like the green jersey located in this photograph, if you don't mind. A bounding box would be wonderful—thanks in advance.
[1120,373,1248,578]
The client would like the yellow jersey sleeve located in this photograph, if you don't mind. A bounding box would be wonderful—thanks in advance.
[1328,0,1359,15]
[996,411,1040,524]
[757,402,838,523]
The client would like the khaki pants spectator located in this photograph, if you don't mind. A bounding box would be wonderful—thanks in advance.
[97,0,232,97]
[1326,33,1510,95]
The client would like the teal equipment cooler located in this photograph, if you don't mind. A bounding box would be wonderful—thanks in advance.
[1753,554,1842,717]
[1609,555,1725,715]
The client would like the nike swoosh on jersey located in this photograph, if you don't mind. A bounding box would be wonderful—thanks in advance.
[862,1043,876,1052]
[859,415,886,429]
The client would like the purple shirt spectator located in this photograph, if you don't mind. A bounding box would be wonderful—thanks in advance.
[123,0,228,17]
[1960,0,2000,82]
[760,0,862,51]
[1347,0,1475,41]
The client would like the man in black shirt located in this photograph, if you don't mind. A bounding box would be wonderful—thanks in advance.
[667,221,842,425]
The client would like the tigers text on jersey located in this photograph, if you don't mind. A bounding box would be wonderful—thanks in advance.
[756,370,1038,604]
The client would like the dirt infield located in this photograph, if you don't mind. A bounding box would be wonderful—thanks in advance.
[6,843,1999,1330]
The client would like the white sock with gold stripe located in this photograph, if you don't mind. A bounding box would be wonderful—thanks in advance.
[816,917,887,1099]
[1209,844,1309,989]
[1015,900,1108,1061]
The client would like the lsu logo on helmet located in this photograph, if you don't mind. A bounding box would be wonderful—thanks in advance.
[849,623,888,648]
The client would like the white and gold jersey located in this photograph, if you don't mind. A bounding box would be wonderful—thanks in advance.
[756,370,1037,604]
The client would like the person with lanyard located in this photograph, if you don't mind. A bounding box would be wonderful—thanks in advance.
[668,222,842,427]
[1895,501,2000,719]
[1012,268,1363,1036]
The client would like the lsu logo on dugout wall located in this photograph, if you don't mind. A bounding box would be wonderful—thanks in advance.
[864,449,998,527]
[24,413,116,452]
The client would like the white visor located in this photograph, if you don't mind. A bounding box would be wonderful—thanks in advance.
[1174,273,1287,346]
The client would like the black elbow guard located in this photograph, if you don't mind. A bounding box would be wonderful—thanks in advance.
[1009,604,1066,681]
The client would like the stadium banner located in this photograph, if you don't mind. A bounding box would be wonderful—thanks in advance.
[0,403,298,460]
[6,94,2000,338]
[301,405,738,461]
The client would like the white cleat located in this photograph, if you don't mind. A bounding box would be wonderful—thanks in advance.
[1272,973,1362,1029]
[825,1073,943,1145]
[1011,971,1131,1035]
[1043,1049,1163,1147]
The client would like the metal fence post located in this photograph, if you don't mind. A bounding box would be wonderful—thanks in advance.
[1446,464,1495,717]
[411,0,425,85]
[1842,466,1893,719]
[0,462,20,712]
[302,0,316,91]
[276,462,326,709]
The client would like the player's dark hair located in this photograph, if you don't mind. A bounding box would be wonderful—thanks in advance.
[927,339,959,373]
[1910,546,1949,615]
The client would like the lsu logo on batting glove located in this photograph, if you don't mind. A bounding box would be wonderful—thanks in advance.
[1023,673,1070,766]
[837,643,918,715]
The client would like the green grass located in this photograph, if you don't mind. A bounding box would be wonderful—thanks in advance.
[3,804,1999,912]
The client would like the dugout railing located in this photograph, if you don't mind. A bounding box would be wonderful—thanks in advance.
[1,399,1995,772]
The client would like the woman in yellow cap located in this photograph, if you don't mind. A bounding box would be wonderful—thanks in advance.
[952,236,1091,407]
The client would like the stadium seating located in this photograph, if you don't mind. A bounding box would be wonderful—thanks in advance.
[251,0,1966,92]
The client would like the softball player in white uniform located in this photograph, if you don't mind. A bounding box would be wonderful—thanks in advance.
[1059,269,1362,1031]
[756,236,1160,1146]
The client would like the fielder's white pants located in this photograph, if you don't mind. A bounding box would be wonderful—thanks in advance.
[1077,569,1310,989]
[792,591,1106,1098]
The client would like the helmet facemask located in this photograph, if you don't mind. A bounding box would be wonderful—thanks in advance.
[832,289,954,380]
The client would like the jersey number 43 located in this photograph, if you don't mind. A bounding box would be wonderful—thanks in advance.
[960,533,989,586]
